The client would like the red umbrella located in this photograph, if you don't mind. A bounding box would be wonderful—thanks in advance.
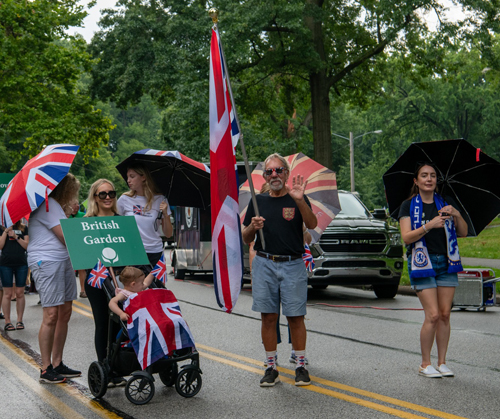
[0,144,79,227]
[239,153,341,243]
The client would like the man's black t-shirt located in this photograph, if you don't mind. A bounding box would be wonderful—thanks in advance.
[243,192,311,256]
[398,196,459,255]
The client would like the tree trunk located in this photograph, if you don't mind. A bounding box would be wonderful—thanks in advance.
[306,0,332,169]
[310,71,332,169]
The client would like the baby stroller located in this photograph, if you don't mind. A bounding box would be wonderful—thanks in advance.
[87,277,202,405]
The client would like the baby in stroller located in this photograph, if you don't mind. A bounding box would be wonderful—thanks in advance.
[108,266,153,321]
[87,266,202,404]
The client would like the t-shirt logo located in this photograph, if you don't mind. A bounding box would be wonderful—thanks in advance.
[133,205,144,215]
[283,208,295,221]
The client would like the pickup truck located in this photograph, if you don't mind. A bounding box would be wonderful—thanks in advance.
[308,191,404,298]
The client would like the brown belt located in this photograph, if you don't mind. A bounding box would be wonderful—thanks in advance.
[256,251,302,263]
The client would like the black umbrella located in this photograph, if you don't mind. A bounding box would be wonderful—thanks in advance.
[383,139,500,237]
[116,149,211,209]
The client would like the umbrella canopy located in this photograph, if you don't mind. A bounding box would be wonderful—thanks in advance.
[239,153,341,243]
[383,139,500,237]
[116,149,211,209]
[0,144,79,227]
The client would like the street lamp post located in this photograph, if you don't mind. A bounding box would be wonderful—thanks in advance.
[332,130,383,192]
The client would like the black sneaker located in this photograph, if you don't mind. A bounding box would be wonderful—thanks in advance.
[53,362,82,378]
[40,365,67,384]
[295,366,311,386]
[260,367,280,387]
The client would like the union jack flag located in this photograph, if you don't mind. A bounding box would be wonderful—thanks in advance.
[302,243,315,272]
[151,253,167,284]
[123,288,195,370]
[133,205,143,215]
[0,144,79,227]
[209,26,243,313]
[87,259,110,289]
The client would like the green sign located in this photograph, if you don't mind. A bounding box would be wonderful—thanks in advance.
[61,216,149,270]
[0,173,15,197]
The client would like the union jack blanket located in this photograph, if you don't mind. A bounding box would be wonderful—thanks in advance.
[123,288,195,370]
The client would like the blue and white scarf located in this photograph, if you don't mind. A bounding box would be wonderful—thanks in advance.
[409,193,462,279]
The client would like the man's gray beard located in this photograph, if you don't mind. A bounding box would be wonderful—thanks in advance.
[269,179,283,192]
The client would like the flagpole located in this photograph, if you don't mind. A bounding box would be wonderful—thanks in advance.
[108,266,119,289]
[209,8,266,250]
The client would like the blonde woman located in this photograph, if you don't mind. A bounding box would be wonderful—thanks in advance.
[28,173,81,384]
[117,165,173,268]
[77,179,125,386]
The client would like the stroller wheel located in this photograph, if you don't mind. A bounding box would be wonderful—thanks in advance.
[125,375,155,405]
[175,368,202,398]
[159,362,178,387]
[88,361,108,399]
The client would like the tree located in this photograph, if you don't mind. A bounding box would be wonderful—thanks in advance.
[0,0,114,166]
[89,0,499,169]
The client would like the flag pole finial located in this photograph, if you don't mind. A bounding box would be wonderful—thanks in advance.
[209,8,219,24]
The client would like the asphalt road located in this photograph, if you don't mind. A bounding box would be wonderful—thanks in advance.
[1,268,500,419]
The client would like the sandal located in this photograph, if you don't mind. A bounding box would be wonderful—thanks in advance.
[4,323,15,331]
[16,322,25,330]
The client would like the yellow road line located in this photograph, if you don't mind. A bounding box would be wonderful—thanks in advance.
[197,344,468,419]
[73,300,92,313]
[69,300,468,419]
[0,334,121,419]
[200,351,427,419]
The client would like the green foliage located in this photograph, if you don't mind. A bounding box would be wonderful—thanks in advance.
[89,1,499,173]
[0,0,113,167]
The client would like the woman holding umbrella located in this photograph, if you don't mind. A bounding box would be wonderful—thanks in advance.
[398,162,468,378]
[117,164,173,269]
[28,173,82,384]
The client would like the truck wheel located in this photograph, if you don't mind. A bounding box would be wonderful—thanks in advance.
[174,261,186,280]
[373,284,399,299]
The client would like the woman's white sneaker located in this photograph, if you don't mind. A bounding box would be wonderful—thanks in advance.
[418,365,442,378]
[436,364,454,377]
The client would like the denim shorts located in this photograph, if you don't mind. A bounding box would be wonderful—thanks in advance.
[408,253,459,291]
[251,255,308,317]
[0,265,29,288]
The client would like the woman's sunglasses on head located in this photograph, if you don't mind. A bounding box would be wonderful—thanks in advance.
[95,191,117,199]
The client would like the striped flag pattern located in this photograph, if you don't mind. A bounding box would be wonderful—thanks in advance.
[151,253,167,284]
[209,27,243,313]
[87,259,110,289]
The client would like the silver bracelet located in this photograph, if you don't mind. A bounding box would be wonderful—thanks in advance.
[422,224,428,234]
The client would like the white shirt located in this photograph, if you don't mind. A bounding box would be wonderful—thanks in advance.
[27,197,69,265]
[117,194,171,253]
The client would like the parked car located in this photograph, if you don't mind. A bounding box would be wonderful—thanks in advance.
[308,191,404,298]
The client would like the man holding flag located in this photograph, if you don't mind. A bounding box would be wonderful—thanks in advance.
[242,153,317,387]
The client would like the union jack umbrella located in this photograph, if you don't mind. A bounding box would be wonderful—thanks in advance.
[0,144,79,227]
[239,153,341,244]
[150,253,167,284]
[116,149,210,209]
[87,259,110,289]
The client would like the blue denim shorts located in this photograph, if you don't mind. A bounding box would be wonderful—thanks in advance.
[0,265,29,288]
[251,255,308,317]
[408,253,459,291]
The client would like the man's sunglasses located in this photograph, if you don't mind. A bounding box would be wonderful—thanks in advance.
[95,191,117,199]
[263,167,286,176]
